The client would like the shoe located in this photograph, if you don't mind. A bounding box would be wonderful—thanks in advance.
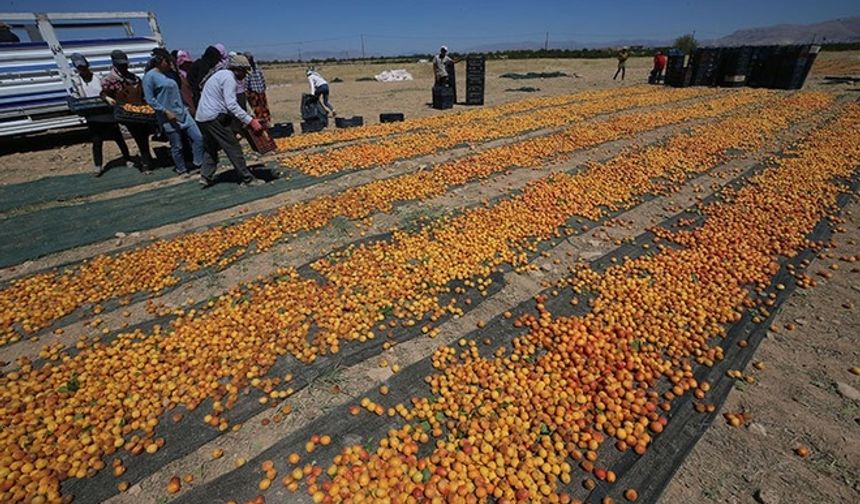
[188,165,202,174]
[125,160,136,169]
[241,178,266,187]
[94,165,105,177]
[199,176,214,188]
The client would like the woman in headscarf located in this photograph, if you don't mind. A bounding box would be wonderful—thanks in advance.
[244,52,270,124]
[187,45,225,107]
[175,50,196,114]
[101,49,155,172]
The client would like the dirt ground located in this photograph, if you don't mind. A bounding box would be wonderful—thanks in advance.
[0,52,858,504]
[2,51,857,186]
[661,197,860,504]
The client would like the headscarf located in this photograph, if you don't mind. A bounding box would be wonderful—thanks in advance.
[187,45,224,105]
[214,43,227,60]
[176,50,192,77]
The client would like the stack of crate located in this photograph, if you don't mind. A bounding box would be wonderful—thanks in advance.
[465,55,486,106]
[718,46,754,87]
[690,47,722,86]
[664,50,690,87]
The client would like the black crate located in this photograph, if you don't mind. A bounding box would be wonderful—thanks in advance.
[379,113,404,123]
[665,51,689,87]
[445,61,457,103]
[67,96,111,116]
[335,116,364,128]
[270,122,294,138]
[746,45,778,88]
[301,117,326,133]
[432,85,455,110]
[690,47,722,86]
[113,105,157,124]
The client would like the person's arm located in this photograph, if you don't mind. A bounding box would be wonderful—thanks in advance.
[221,73,253,125]
[99,75,117,104]
[308,75,315,95]
[142,73,162,111]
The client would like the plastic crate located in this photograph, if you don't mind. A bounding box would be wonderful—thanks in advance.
[270,122,294,138]
[335,116,364,128]
[379,113,404,123]
[432,85,454,110]
[113,105,157,124]
[301,118,326,133]
[244,127,277,154]
[67,97,111,116]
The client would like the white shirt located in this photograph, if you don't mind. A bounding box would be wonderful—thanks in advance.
[195,69,253,125]
[73,73,103,98]
[307,72,327,95]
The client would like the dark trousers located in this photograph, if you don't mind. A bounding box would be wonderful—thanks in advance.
[313,84,334,112]
[199,116,255,184]
[87,121,131,167]
[124,123,153,167]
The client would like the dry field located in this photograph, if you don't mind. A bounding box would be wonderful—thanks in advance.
[0,54,858,504]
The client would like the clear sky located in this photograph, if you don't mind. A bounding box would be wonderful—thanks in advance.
[2,0,858,59]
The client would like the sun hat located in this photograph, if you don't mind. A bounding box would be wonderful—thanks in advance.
[227,53,251,69]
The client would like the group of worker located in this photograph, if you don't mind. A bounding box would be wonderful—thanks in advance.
[614,46,668,83]
[70,45,273,187]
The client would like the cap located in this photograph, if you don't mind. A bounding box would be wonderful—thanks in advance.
[70,53,89,69]
[440,46,448,52]
[151,47,171,60]
[227,54,251,70]
[110,49,129,65]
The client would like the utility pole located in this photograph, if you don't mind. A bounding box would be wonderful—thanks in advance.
[361,34,366,60]
[544,31,549,51]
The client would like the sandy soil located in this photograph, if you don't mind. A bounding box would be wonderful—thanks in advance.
[661,196,860,504]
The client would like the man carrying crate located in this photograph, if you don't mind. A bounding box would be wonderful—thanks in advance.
[195,54,266,187]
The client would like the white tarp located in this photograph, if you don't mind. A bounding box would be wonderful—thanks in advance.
[374,69,414,82]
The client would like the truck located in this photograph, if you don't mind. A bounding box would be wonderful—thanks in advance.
[0,11,164,137]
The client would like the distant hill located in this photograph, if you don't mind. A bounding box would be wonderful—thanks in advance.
[466,38,670,52]
[711,16,860,46]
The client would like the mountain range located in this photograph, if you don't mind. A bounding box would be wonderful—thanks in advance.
[259,16,860,61]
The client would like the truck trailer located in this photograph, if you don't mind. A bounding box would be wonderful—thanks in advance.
[0,11,164,137]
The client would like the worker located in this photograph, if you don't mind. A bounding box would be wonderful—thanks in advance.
[175,49,196,114]
[0,21,20,43]
[244,52,271,124]
[195,54,266,187]
[650,51,668,84]
[100,49,156,173]
[69,53,135,177]
[613,46,630,81]
[143,48,204,176]
[228,51,249,110]
[307,68,335,117]
[187,45,224,107]
[433,46,453,86]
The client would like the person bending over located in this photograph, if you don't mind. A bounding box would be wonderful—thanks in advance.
[195,54,266,187]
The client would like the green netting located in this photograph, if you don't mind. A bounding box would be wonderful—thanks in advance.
[0,166,175,214]
[0,164,347,268]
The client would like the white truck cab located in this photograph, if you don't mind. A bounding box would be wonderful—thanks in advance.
[0,11,164,137]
